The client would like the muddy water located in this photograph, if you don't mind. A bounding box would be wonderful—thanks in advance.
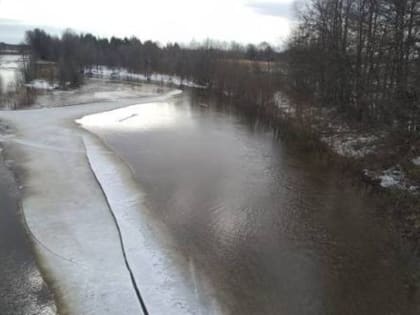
[88,92,420,314]
[0,154,56,314]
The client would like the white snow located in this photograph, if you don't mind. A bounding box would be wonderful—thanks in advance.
[273,91,384,159]
[412,157,420,166]
[322,134,378,158]
[378,175,399,188]
[273,92,295,116]
[377,166,410,189]
[76,101,180,132]
[85,65,206,88]
[25,79,58,90]
[31,79,170,108]
[362,165,418,191]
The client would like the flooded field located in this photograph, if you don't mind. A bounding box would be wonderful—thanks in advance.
[84,92,420,314]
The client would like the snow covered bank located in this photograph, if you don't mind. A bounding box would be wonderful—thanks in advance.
[85,65,206,89]
[321,133,380,159]
[0,145,57,315]
[273,92,383,159]
[273,91,420,192]
[363,166,419,192]
[31,79,170,109]
[25,79,59,91]
[0,84,183,314]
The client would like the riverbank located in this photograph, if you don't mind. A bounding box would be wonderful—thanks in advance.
[281,93,420,244]
[0,135,56,314]
[0,85,154,314]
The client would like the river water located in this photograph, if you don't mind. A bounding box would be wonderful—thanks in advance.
[85,91,420,314]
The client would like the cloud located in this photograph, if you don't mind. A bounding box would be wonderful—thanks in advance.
[247,1,293,19]
[0,0,293,45]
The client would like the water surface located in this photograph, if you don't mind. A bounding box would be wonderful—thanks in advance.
[87,92,420,314]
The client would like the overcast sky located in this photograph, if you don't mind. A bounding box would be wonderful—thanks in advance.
[0,0,295,46]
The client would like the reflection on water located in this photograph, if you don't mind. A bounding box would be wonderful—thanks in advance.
[77,102,181,131]
[87,92,420,314]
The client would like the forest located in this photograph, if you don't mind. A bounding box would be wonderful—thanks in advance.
[24,29,277,85]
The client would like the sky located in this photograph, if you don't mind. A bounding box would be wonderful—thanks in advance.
[0,0,295,47]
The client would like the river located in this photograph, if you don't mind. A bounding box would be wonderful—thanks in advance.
[83,91,420,314]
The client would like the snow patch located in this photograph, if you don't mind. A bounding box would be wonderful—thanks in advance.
[273,91,386,159]
[273,92,295,116]
[378,167,404,189]
[412,157,420,166]
[76,90,183,131]
[25,80,58,90]
[322,134,378,158]
[379,175,399,188]
[375,166,418,191]
[85,66,206,89]
[31,80,170,108]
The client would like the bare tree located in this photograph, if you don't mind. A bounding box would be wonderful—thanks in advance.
[288,0,420,132]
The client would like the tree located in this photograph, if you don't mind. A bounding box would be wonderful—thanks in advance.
[288,0,420,132]
[58,30,83,87]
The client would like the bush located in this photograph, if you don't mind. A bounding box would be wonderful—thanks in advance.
[58,58,83,88]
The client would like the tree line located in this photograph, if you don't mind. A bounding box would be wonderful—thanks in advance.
[288,0,420,134]
[24,28,279,89]
[22,1,420,137]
